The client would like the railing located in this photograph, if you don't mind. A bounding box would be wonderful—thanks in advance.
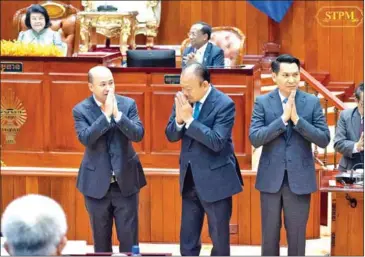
[300,68,346,169]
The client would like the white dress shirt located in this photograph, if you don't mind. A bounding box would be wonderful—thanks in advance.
[176,86,212,130]
[194,42,209,64]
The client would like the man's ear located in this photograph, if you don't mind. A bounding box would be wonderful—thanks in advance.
[202,80,209,88]
[4,241,11,255]
[56,236,67,255]
[88,83,93,92]
[272,72,277,83]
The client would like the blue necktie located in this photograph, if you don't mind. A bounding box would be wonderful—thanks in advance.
[193,102,201,119]
[283,98,292,139]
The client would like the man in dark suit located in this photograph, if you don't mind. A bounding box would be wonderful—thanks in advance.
[72,66,146,253]
[249,54,330,256]
[334,83,364,171]
[165,62,243,256]
[182,22,224,68]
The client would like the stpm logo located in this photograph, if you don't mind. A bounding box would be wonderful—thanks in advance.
[316,6,363,27]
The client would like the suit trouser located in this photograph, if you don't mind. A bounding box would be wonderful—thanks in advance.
[260,172,311,256]
[84,182,138,253]
[180,168,232,256]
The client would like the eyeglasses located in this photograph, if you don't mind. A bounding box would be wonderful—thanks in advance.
[187,32,200,38]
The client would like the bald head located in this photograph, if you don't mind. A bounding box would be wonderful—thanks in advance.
[87,66,115,104]
[180,62,210,103]
[182,62,210,83]
[88,66,112,85]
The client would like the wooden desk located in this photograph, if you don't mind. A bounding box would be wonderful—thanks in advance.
[320,170,364,256]
[0,60,261,170]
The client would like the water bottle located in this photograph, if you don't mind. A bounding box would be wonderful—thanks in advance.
[131,245,141,256]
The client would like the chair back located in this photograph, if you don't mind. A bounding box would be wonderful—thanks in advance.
[13,1,79,56]
[181,26,245,66]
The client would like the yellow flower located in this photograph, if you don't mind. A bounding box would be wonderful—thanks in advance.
[0,40,63,57]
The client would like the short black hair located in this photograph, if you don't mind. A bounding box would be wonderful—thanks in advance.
[183,62,211,83]
[355,82,364,100]
[25,4,51,30]
[271,54,301,74]
[194,21,212,40]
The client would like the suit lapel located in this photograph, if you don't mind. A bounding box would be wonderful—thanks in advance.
[352,107,361,139]
[85,96,103,121]
[197,86,217,121]
[186,86,216,149]
[202,42,212,67]
[268,88,283,119]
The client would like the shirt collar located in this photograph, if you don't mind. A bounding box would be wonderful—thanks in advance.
[32,28,48,37]
[198,85,212,105]
[93,95,103,107]
[196,42,208,55]
[278,90,287,103]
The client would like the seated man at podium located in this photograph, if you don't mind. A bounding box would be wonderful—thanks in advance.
[17,4,67,56]
[182,22,224,68]
[334,82,364,171]
[1,194,68,256]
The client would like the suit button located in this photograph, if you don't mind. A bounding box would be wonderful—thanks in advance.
[288,159,292,162]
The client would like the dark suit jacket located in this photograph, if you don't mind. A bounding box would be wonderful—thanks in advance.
[72,95,146,199]
[249,89,330,195]
[182,42,224,68]
[165,86,243,203]
[334,107,363,171]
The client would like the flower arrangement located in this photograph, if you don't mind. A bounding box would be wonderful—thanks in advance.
[0,40,63,57]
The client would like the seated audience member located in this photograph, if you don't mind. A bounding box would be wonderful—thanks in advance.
[182,22,224,68]
[334,83,364,171]
[1,194,67,256]
[17,4,67,56]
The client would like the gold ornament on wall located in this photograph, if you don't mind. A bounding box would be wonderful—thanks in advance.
[1,88,27,144]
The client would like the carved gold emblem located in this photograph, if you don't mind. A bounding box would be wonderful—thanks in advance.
[1,88,27,144]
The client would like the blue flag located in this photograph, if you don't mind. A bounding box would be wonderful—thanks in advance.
[248,0,293,23]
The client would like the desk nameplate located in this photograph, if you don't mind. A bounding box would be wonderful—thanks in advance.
[1,62,23,73]
[164,74,180,84]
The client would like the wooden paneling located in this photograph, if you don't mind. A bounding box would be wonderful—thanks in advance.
[1,57,260,170]
[0,169,321,246]
[331,192,364,256]
[278,0,364,85]
[1,1,362,83]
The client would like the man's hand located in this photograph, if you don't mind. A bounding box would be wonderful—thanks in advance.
[356,132,364,152]
[290,90,299,125]
[104,90,114,117]
[176,92,193,122]
[182,52,196,65]
[113,95,119,118]
[175,92,184,125]
[282,91,295,122]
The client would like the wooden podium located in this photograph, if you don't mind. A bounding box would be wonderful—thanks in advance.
[0,55,321,246]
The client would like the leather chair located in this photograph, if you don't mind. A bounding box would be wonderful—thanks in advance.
[13,1,79,57]
[181,26,245,66]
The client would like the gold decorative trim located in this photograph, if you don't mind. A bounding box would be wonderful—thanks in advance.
[1,88,27,144]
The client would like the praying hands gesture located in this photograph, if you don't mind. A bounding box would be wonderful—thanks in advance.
[281,90,299,125]
[175,92,193,124]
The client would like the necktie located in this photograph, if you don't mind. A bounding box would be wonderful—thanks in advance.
[193,102,201,119]
[283,98,292,139]
[361,117,364,134]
